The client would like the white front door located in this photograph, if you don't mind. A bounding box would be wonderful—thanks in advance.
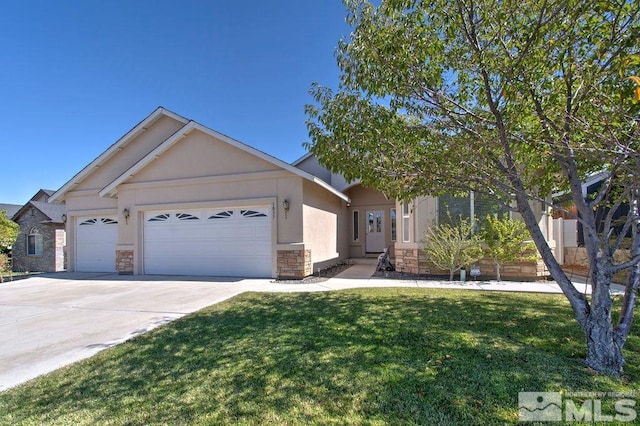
[366,210,385,252]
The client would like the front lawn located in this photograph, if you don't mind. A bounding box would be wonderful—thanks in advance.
[0,288,638,424]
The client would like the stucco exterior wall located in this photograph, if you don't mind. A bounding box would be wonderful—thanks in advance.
[345,185,396,257]
[76,115,186,191]
[302,179,347,271]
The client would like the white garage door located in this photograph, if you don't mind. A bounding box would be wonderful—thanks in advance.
[76,217,118,272]
[143,207,272,277]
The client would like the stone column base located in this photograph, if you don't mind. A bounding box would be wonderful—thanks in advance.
[277,249,312,279]
[116,249,134,275]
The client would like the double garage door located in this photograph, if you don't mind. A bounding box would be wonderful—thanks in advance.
[75,207,272,277]
[143,207,272,277]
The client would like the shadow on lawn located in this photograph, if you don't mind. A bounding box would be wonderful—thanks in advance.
[2,289,638,425]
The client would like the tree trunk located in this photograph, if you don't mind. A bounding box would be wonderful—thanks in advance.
[584,254,624,375]
[584,314,625,376]
[449,269,455,281]
[495,261,501,281]
[511,190,625,374]
[616,188,640,347]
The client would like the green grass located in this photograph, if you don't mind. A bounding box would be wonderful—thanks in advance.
[0,288,638,425]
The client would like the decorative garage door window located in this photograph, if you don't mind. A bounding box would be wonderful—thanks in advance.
[147,214,170,222]
[147,213,205,222]
[241,209,268,218]
[146,208,271,223]
[79,218,118,225]
[176,213,199,221]
[208,210,233,219]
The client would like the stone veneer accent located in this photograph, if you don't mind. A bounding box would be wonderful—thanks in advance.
[116,250,134,274]
[277,249,312,279]
[12,207,65,273]
[565,247,630,283]
[394,248,548,280]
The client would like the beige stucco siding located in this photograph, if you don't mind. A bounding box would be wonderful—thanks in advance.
[302,180,347,269]
[75,116,186,191]
[344,185,395,257]
[131,129,281,183]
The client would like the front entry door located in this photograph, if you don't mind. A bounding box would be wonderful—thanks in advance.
[366,210,385,252]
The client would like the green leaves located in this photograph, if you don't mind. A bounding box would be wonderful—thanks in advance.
[0,210,19,250]
[306,0,639,202]
[423,216,484,281]
[481,215,537,280]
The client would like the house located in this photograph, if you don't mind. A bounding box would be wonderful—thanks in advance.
[294,152,552,279]
[0,203,21,219]
[11,190,66,272]
[50,107,552,279]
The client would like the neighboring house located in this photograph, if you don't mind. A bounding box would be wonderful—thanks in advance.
[0,203,21,219]
[11,190,66,272]
[50,107,554,279]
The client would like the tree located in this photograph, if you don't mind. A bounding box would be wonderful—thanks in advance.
[0,210,19,283]
[481,215,536,281]
[306,0,640,375]
[423,216,483,281]
[0,210,19,251]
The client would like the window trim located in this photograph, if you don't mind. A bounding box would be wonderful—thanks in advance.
[402,203,411,243]
[390,207,397,241]
[27,227,44,257]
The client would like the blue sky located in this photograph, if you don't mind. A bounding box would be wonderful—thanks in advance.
[0,1,350,205]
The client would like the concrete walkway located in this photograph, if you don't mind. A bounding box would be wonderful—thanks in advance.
[0,268,625,391]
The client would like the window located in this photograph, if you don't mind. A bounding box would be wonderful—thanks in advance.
[27,227,43,256]
[390,208,397,241]
[367,212,375,233]
[176,213,199,221]
[438,192,507,229]
[148,214,170,222]
[209,210,233,219]
[352,210,359,241]
[241,210,268,218]
[402,203,410,243]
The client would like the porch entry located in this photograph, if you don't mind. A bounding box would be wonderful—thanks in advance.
[366,210,385,253]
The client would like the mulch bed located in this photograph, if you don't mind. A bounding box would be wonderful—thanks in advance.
[274,262,353,284]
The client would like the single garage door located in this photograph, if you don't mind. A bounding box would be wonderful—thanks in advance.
[143,207,272,277]
[76,216,118,272]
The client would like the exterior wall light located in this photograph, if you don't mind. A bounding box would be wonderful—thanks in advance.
[123,208,130,224]
[282,199,289,218]
[61,214,67,223]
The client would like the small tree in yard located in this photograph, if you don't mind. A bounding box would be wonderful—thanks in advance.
[0,210,19,283]
[306,0,640,375]
[481,215,536,281]
[424,217,483,281]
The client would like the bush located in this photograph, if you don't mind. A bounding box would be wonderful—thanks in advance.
[423,216,484,280]
[0,253,8,272]
[481,215,537,281]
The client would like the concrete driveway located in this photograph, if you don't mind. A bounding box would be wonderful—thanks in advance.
[0,272,276,391]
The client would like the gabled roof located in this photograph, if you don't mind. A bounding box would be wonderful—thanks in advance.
[291,152,313,166]
[0,203,21,218]
[12,200,66,223]
[99,120,349,202]
[49,107,189,203]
